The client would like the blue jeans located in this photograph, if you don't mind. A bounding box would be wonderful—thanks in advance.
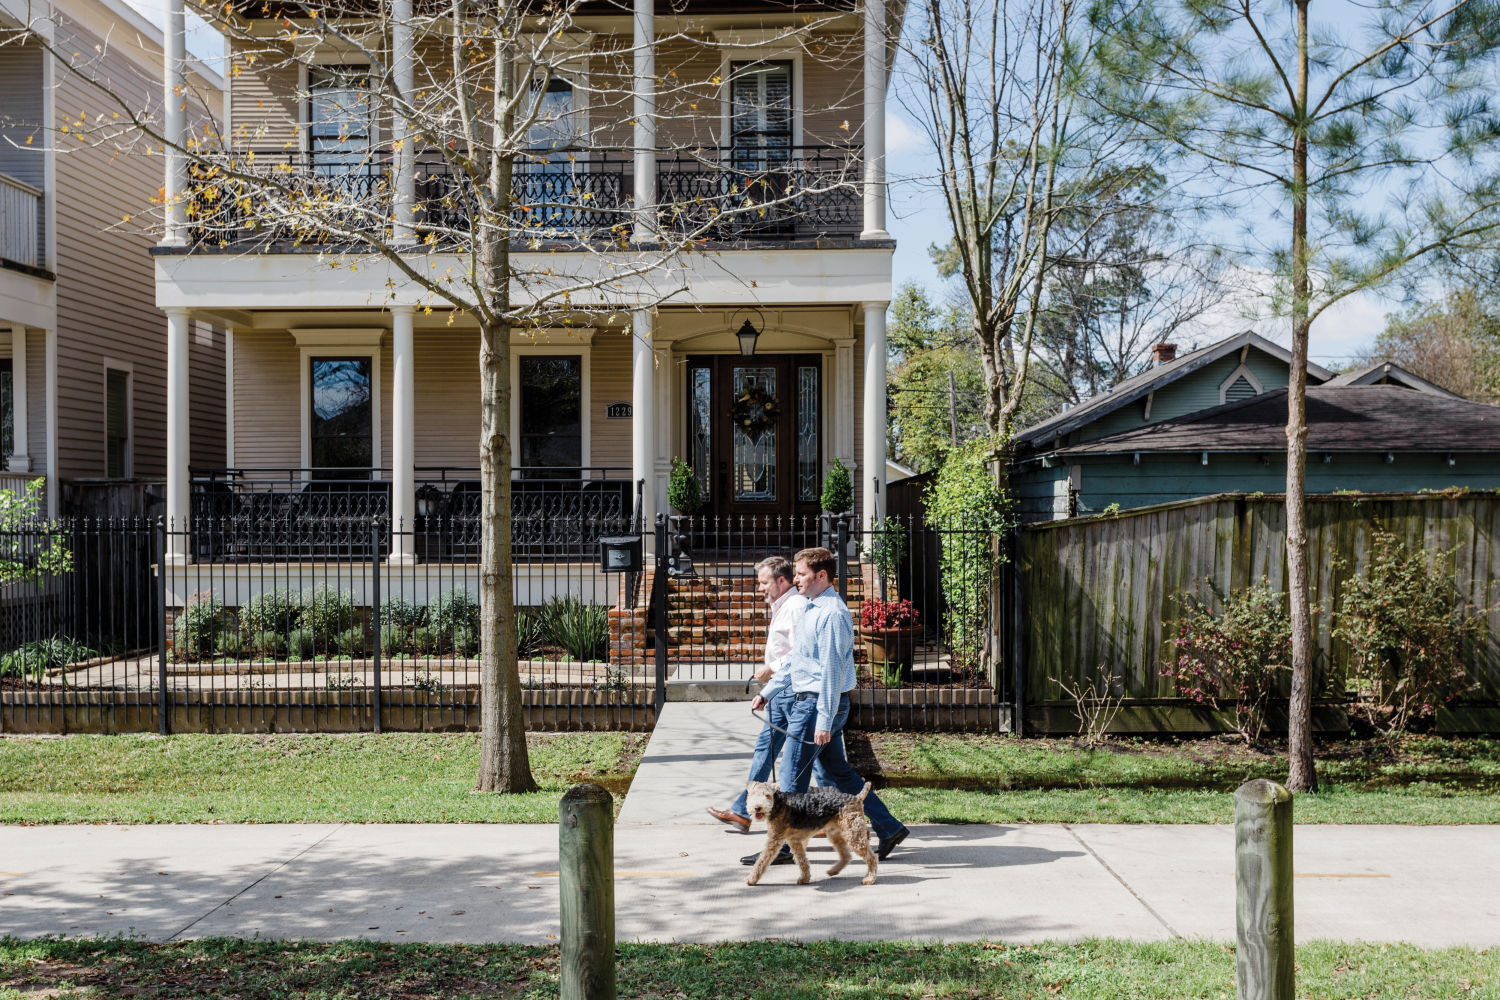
[729,688,795,820]
[779,692,904,841]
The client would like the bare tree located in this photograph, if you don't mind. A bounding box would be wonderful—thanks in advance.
[6,0,864,790]
[1355,286,1500,403]
[1094,0,1500,790]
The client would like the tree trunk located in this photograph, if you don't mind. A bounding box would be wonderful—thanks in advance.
[476,30,536,794]
[1284,0,1317,793]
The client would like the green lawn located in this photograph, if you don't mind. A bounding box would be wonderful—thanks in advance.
[0,732,643,824]
[1,937,1495,999]
[1,730,1497,824]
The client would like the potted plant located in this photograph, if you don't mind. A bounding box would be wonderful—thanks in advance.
[666,458,702,577]
[820,457,853,516]
[860,596,920,686]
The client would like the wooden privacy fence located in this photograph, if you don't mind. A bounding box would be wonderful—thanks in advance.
[1016,492,1500,734]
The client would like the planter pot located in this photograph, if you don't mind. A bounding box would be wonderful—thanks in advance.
[863,625,921,685]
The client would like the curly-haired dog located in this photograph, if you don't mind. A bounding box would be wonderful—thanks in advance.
[742,781,878,886]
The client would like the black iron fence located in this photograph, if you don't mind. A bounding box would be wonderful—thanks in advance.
[0,512,1006,734]
[648,512,1007,730]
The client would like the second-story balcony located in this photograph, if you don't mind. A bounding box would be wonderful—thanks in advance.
[0,172,44,272]
[186,146,864,249]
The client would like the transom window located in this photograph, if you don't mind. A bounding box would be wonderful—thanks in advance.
[310,357,373,474]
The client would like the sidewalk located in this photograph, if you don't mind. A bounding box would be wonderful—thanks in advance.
[0,702,1496,946]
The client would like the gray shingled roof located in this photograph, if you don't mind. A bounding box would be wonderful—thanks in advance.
[1325,361,1461,397]
[1052,385,1500,455]
[1013,330,1334,450]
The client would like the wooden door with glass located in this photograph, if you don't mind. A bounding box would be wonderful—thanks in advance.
[685,355,822,518]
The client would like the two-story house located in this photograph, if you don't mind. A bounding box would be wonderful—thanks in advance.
[150,0,901,568]
[0,0,226,515]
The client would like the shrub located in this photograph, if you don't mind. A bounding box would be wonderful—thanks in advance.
[0,636,97,683]
[430,588,481,640]
[379,597,427,631]
[172,594,227,662]
[215,632,245,660]
[820,457,853,514]
[451,625,479,657]
[239,589,303,636]
[410,627,436,656]
[379,623,410,656]
[924,440,1010,676]
[861,597,919,631]
[248,630,287,660]
[287,628,317,661]
[516,607,545,658]
[1334,530,1485,734]
[301,588,357,645]
[334,626,367,657]
[543,596,610,661]
[667,457,704,514]
[1164,584,1291,743]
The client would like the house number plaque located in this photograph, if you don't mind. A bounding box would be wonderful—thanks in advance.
[606,402,632,419]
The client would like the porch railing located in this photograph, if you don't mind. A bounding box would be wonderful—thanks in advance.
[0,172,42,270]
[188,467,633,561]
[186,145,863,246]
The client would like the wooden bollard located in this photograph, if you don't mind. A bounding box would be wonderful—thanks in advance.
[559,783,615,1000]
[1235,779,1293,1000]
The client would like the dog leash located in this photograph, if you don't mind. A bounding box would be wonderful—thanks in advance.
[751,704,821,789]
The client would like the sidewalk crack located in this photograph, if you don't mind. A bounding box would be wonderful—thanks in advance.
[166,825,344,942]
[1064,825,1179,939]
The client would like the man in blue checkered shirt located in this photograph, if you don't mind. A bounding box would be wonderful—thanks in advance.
[741,545,910,866]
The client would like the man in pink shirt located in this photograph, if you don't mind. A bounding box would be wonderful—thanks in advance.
[706,555,804,829]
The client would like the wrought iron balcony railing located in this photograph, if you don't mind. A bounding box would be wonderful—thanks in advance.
[188,466,634,561]
[186,145,863,247]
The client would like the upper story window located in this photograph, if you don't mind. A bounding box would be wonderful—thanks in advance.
[525,76,582,157]
[308,67,372,173]
[730,60,793,165]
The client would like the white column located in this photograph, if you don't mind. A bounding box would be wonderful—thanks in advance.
[861,302,887,528]
[861,0,889,240]
[389,307,417,563]
[391,0,416,246]
[161,0,188,247]
[8,328,29,472]
[165,308,191,560]
[632,0,656,243]
[631,310,656,526]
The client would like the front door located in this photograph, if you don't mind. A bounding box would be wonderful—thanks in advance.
[686,354,822,518]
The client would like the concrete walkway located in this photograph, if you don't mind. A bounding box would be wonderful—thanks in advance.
[0,702,1497,946]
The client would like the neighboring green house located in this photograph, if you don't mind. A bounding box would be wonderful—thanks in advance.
[1011,331,1500,520]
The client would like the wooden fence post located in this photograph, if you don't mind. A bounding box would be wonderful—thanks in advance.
[1235,778,1293,1000]
[560,782,615,1000]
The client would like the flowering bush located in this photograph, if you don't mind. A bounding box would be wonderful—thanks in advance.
[1163,584,1291,743]
[861,597,920,631]
[1334,530,1483,735]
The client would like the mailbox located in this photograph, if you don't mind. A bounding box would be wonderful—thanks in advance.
[598,535,643,573]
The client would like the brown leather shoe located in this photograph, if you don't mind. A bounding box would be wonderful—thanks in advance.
[706,806,751,831]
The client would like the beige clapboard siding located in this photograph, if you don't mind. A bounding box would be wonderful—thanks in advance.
[413,329,480,470]
[51,21,172,479]
[229,41,300,148]
[590,328,631,470]
[233,329,301,468]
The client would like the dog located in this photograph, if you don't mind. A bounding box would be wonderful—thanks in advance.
[742,780,878,886]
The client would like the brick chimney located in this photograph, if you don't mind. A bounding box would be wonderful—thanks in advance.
[1151,343,1178,365]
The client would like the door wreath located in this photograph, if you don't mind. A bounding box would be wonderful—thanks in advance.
[730,385,780,443]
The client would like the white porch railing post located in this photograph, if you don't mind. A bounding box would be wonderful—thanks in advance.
[161,0,188,247]
[165,307,191,562]
[390,306,417,564]
[632,310,656,529]
[632,0,656,243]
[861,0,889,240]
[862,301,888,529]
[9,327,29,472]
[392,0,416,246]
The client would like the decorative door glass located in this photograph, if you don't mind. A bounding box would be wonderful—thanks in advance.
[797,364,819,503]
[688,365,712,506]
[731,365,777,502]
